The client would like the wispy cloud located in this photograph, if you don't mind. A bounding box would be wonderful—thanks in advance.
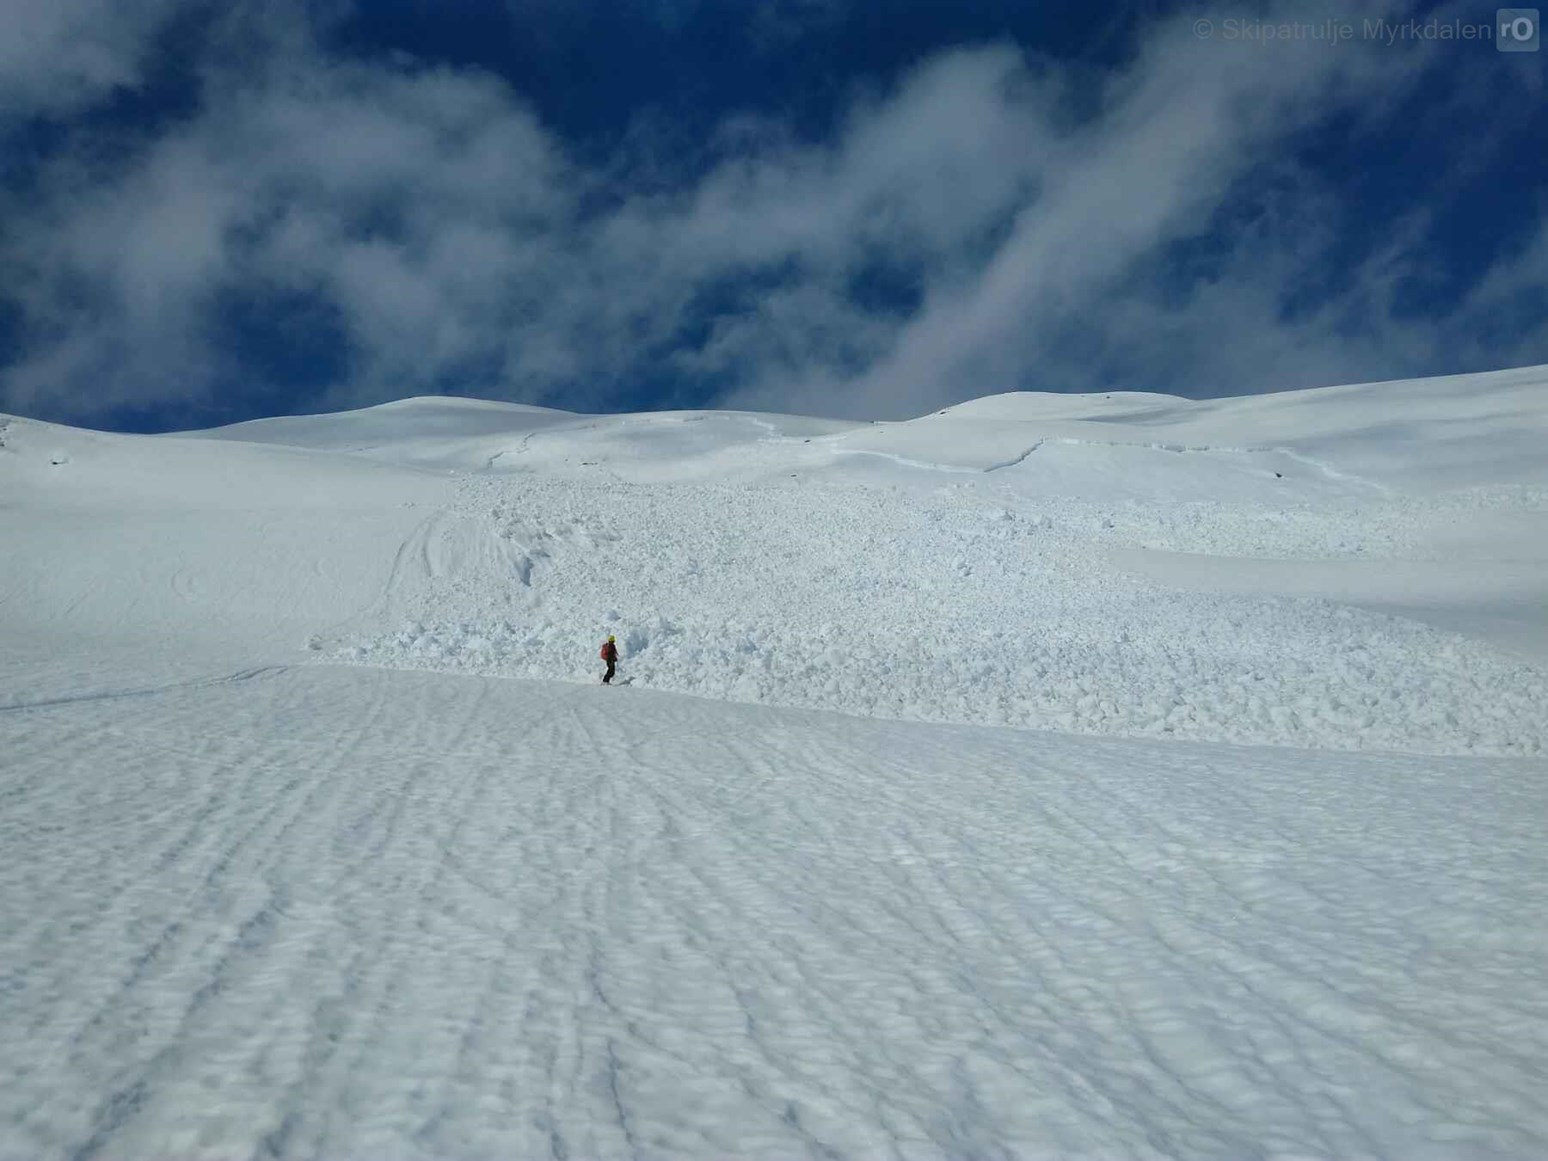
[1,0,1543,427]
[0,0,189,120]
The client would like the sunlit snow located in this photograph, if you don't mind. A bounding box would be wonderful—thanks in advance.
[2,366,1546,1158]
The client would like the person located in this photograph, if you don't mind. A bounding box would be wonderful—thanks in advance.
[599,634,619,684]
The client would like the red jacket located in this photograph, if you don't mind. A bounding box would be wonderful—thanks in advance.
[600,641,618,661]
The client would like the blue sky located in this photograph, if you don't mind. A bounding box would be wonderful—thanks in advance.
[0,0,1543,431]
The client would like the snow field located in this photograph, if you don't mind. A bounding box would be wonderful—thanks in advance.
[2,663,1545,1159]
[3,370,1548,1158]
[331,475,1548,755]
[1080,486,1548,560]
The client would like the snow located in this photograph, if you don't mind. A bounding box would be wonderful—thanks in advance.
[2,366,1547,1158]
[329,473,1547,755]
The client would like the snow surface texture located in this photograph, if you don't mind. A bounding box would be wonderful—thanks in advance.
[2,365,1547,1158]
[3,665,1546,1160]
[338,474,1547,755]
[304,368,1548,756]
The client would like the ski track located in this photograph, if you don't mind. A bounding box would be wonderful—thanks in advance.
[2,663,1545,1159]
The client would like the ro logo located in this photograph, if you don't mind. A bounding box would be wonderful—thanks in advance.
[1497,8,1540,50]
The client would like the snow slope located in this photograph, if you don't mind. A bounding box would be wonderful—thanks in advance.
[2,366,1547,1158]
[165,365,1548,755]
[4,664,1545,1159]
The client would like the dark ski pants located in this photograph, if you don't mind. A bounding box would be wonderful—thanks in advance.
[603,660,615,684]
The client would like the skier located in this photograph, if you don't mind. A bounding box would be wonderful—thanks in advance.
[599,634,619,684]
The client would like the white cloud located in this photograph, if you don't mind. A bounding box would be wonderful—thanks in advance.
[0,0,188,120]
[739,5,1434,417]
[1,0,1544,426]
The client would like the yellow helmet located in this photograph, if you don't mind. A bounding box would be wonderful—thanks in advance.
[607,634,616,642]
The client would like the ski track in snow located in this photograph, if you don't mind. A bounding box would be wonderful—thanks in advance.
[2,663,1545,1160]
